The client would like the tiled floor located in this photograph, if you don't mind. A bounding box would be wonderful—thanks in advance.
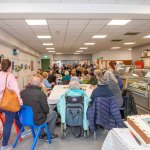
[3,126,108,150]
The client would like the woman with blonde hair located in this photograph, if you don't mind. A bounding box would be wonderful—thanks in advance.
[42,72,55,89]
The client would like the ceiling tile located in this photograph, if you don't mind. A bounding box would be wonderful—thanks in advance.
[47,19,68,25]
[89,0,117,4]
[116,0,144,4]
[62,0,88,3]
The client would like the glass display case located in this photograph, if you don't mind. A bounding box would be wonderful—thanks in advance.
[126,69,150,98]
[115,65,133,78]
[126,69,150,110]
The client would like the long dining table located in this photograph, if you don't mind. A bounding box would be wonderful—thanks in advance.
[47,84,93,105]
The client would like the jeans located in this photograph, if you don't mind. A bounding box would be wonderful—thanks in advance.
[0,110,22,146]
[41,105,57,135]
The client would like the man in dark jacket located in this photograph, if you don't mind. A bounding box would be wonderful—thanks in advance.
[21,76,58,139]
[48,70,56,84]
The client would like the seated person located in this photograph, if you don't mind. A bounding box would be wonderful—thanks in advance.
[21,75,58,139]
[82,69,91,83]
[88,70,98,86]
[57,79,91,131]
[42,72,55,89]
[62,70,71,84]
[48,70,57,84]
[33,73,50,96]
[87,70,124,131]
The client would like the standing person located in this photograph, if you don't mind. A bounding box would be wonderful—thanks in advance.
[104,61,123,107]
[82,61,88,69]
[0,59,22,150]
[104,61,118,83]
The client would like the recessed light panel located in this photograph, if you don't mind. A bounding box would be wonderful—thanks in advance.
[92,35,107,38]
[80,47,88,49]
[143,35,150,38]
[76,50,83,52]
[48,51,55,52]
[37,35,51,39]
[43,43,53,46]
[46,48,54,50]
[108,20,131,25]
[25,20,47,25]
[128,48,132,51]
[111,47,121,49]
[56,53,62,54]
[84,43,95,45]
[74,53,80,54]
[124,42,135,45]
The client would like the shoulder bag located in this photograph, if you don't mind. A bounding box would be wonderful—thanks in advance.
[0,74,20,112]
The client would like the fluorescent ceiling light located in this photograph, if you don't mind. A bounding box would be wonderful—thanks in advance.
[43,43,53,46]
[37,35,51,39]
[111,47,120,49]
[56,53,62,54]
[46,48,54,50]
[48,51,55,53]
[124,42,135,45]
[108,20,131,25]
[143,35,150,38]
[92,35,107,38]
[25,20,47,25]
[128,48,132,51]
[74,53,80,54]
[84,43,95,45]
[80,47,88,49]
[76,50,83,52]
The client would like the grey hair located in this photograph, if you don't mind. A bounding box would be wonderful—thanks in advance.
[65,70,69,75]
[69,80,81,90]
[31,76,41,86]
[95,70,105,84]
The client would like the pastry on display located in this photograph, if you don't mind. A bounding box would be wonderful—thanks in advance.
[127,115,150,144]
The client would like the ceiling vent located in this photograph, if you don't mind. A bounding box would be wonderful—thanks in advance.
[124,32,140,35]
[111,39,122,42]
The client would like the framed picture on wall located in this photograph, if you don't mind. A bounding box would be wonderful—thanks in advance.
[31,61,34,71]
[11,61,14,70]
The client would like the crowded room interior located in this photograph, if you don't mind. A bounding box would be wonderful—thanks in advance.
[1,0,150,150]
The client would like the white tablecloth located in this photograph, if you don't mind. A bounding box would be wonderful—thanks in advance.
[101,128,150,150]
[47,84,93,105]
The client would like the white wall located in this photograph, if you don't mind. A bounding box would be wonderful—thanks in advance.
[53,54,92,61]
[92,50,132,62]
[1,44,39,90]
[132,44,150,61]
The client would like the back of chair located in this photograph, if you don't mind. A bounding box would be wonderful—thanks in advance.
[19,105,35,126]
[65,95,84,104]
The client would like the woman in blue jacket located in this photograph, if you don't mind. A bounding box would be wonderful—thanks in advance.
[57,77,91,131]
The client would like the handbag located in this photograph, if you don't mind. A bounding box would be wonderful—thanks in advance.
[0,74,20,112]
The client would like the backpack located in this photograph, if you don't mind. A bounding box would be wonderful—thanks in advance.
[65,96,84,137]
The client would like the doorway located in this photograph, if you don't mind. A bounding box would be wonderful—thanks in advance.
[41,59,50,71]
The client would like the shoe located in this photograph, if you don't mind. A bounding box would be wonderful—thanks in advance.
[0,146,12,150]
[44,133,58,142]
[51,134,58,139]
[39,133,46,140]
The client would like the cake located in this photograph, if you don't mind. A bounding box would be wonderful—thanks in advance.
[127,114,150,144]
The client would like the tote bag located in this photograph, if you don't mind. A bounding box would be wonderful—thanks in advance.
[0,74,20,112]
